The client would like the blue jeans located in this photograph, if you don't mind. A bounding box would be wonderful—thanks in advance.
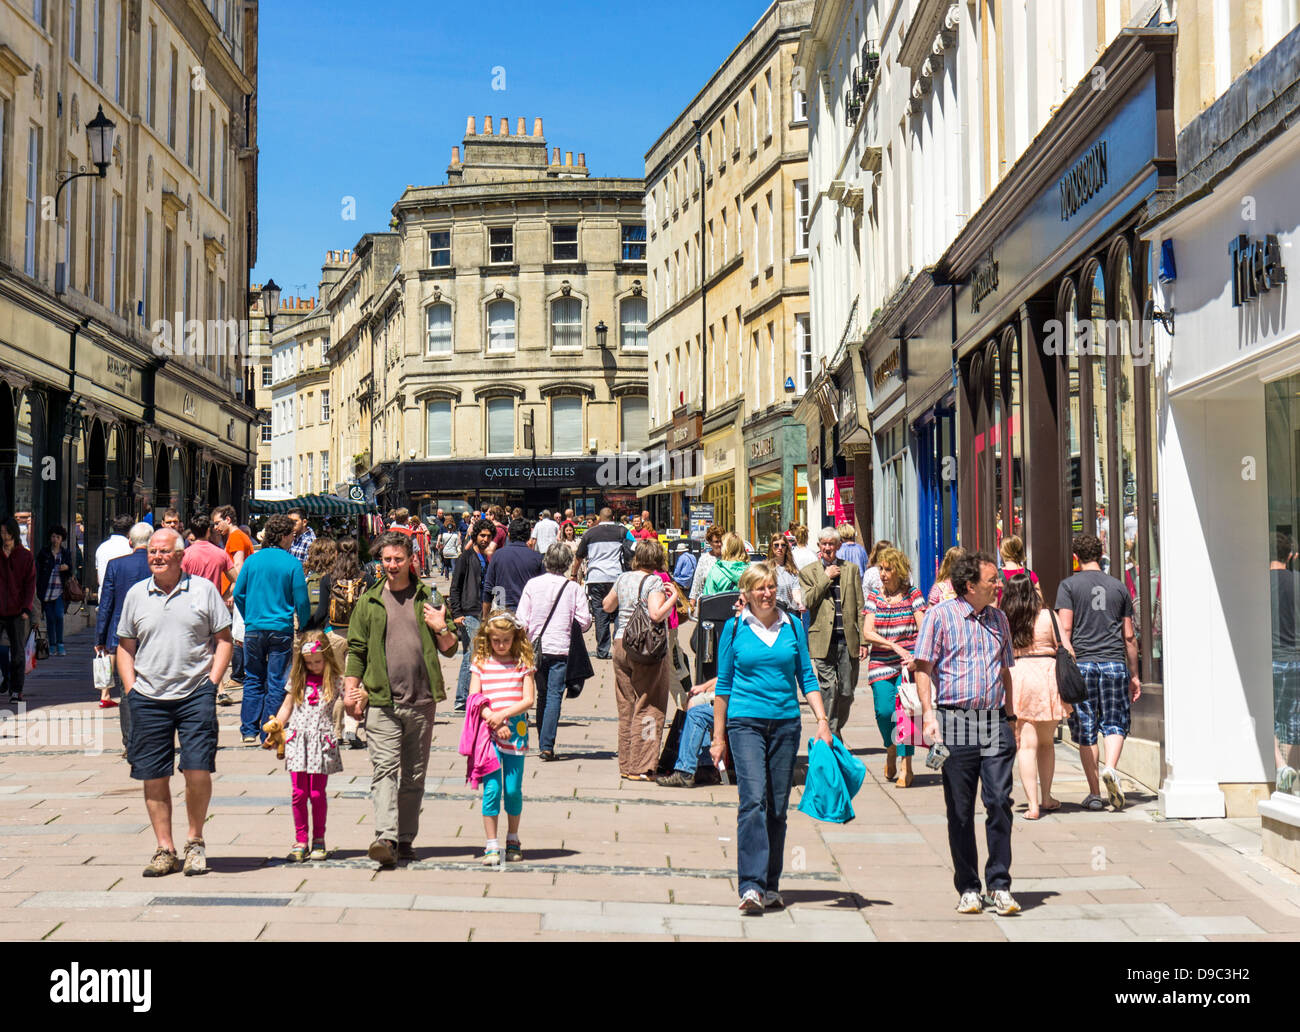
[455,615,481,708]
[727,716,801,898]
[43,597,65,648]
[535,653,569,753]
[241,629,293,739]
[674,704,715,773]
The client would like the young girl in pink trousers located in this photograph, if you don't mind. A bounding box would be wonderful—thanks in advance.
[274,633,344,861]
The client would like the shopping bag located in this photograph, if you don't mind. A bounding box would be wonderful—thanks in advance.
[24,630,37,674]
[93,653,114,690]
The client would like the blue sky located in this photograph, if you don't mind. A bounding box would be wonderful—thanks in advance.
[252,0,771,299]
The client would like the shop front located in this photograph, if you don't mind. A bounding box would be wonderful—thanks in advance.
[742,417,808,547]
[1141,59,1300,852]
[941,28,1174,793]
[399,455,648,519]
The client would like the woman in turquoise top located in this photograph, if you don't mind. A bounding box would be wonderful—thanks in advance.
[711,565,833,915]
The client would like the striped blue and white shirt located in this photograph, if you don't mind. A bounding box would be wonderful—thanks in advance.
[914,596,1015,709]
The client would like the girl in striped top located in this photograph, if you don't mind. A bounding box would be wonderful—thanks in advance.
[469,612,536,864]
[861,548,927,788]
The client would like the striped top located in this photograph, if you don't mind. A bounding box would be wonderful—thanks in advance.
[864,587,926,683]
[472,656,532,755]
[914,597,1015,709]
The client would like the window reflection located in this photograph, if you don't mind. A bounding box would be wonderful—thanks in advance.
[1088,263,1110,571]
[1265,375,1300,796]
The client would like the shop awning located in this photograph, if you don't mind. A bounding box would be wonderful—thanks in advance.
[635,470,729,499]
[249,493,374,516]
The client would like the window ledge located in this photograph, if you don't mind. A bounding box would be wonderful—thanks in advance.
[718,160,727,173]
[750,274,760,288]
[763,133,773,146]
[764,265,774,279]
[748,149,757,161]
[425,352,455,360]
[732,148,740,160]
[706,175,714,188]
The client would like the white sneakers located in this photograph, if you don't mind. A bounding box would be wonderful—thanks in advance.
[738,889,764,915]
[956,891,983,914]
[1101,766,1126,811]
[956,889,1021,916]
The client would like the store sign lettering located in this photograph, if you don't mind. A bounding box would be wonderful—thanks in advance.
[1229,233,1287,307]
[970,258,999,314]
[106,356,135,393]
[483,466,577,479]
[873,349,900,389]
[749,437,774,461]
[1059,139,1108,222]
[182,393,197,417]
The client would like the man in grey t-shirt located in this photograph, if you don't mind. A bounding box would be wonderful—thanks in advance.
[530,510,560,554]
[117,529,232,877]
[571,508,628,660]
[1056,532,1140,812]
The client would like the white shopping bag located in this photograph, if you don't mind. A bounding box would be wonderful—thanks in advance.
[24,630,36,674]
[93,653,113,690]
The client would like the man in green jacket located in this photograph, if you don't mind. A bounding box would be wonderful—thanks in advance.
[343,531,458,868]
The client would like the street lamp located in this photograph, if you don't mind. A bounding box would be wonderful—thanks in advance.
[54,105,116,294]
[595,320,608,349]
[262,278,282,334]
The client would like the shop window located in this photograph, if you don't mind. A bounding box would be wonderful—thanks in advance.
[1087,262,1112,566]
[1061,281,1083,533]
[1264,374,1299,793]
[878,420,909,563]
[750,471,783,546]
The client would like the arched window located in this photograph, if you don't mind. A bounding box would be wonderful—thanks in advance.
[487,299,515,353]
[1086,261,1109,558]
[426,303,452,355]
[1060,279,1082,530]
[620,296,647,350]
[551,297,582,351]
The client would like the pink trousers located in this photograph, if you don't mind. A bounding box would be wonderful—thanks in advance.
[290,772,329,843]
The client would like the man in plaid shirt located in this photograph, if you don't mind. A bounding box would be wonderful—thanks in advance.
[914,550,1020,918]
[287,508,316,565]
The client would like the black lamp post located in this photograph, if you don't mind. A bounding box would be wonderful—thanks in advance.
[595,319,608,349]
[54,105,116,294]
[262,278,282,334]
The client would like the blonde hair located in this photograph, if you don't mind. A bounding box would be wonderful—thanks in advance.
[720,533,747,562]
[471,614,536,669]
[936,546,967,583]
[837,523,857,543]
[738,564,777,594]
[287,631,343,707]
[794,524,809,547]
[875,546,912,587]
[1000,534,1026,565]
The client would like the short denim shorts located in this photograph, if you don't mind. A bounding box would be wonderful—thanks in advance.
[127,680,219,781]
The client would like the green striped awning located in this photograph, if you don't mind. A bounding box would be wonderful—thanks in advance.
[249,494,373,516]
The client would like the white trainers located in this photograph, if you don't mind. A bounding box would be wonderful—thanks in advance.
[1277,766,1297,794]
[955,891,983,914]
[763,890,785,910]
[987,889,1021,916]
[738,889,764,915]
[182,838,208,876]
[1101,766,1126,810]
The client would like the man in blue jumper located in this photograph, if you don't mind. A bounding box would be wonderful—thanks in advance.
[232,514,310,744]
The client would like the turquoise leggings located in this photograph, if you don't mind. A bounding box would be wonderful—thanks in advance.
[482,752,525,816]
[871,673,914,758]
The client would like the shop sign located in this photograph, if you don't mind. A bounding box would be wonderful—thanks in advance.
[688,502,714,541]
[873,348,901,389]
[832,475,855,527]
[484,465,577,479]
[182,393,197,417]
[1229,233,1286,307]
[105,356,140,400]
[671,411,702,449]
[1059,139,1108,221]
[749,436,774,461]
[970,257,999,314]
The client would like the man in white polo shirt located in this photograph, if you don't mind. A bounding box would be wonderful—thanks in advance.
[116,528,232,878]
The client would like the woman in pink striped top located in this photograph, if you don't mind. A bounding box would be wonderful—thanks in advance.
[469,613,537,865]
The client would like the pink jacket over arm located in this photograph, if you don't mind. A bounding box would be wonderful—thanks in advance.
[459,692,502,787]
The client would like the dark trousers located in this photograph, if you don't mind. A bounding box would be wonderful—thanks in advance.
[42,597,66,649]
[535,653,569,753]
[587,582,614,659]
[727,716,801,898]
[938,708,1015,895]
[0,614,29,696]
[229,637,245,684]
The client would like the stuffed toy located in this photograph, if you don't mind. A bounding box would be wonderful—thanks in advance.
[261,718,286,760]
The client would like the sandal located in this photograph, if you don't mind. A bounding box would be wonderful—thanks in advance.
[288,843,308,863]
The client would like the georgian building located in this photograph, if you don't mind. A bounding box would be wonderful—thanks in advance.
[0,0,258,577]
[642,0,813,541]
[375,116,649,518]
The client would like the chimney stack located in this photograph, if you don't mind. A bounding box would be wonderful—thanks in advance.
[499,116,509,135]
[516,117,525,135]
[466,116,476,136]
[483,115,493,134]
[564,151,573,166]
[533,117,543,137]
[451,145,461,164]
[578,152,586,168]
[552,147,560,164]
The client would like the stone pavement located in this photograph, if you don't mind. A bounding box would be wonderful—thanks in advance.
[2,587,1300,942]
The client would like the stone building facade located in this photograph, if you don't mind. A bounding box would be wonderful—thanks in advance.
[0,0,258,580]
[377,116,649,518]
[642,0,813,542]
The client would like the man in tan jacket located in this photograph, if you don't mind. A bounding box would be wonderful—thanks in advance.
[799,526,865,738]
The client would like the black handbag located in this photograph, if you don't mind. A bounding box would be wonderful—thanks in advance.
[1047,608,1088,705]
[566,618,594,697]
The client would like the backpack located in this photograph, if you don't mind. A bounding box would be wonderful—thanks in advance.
[622,574,669,665]
[329,577,365,628]
[306,571,323,609]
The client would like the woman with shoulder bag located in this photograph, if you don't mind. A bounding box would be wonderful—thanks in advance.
[517,543,592,761]
[860,547,927,788]
[35,525,74,657]
[1002,572,1071,819]
[711,565,833,914]
[603,539,675,780]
